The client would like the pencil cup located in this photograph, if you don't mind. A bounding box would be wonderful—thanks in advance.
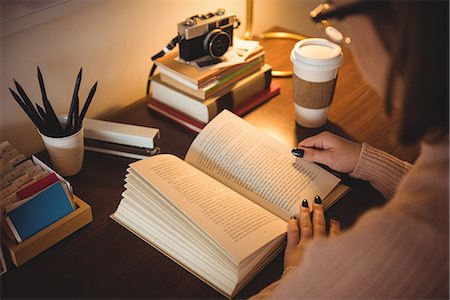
[291,38,343,128]
[39,127,84,176]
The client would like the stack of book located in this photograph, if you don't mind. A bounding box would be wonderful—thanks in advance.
[147,43,280,133]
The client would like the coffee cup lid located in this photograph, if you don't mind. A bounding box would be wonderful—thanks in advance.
[291,38,343,68]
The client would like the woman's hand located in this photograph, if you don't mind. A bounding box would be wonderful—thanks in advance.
[293,131,362,174]
[284,196,341,271]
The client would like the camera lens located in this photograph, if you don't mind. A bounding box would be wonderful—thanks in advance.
[203,29,230,58]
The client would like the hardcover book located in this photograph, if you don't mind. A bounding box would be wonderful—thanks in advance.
[159,55,265,99]
[150,64,273,124]
[111,110,349,298]
[147,82,281,133]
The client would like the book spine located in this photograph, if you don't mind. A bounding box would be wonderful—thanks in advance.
[159,59,264,99]
[155,49,265,87]
[200,52,265,88]
[203,65,272,118]
[203,59,265,97]
[233,82,280,115]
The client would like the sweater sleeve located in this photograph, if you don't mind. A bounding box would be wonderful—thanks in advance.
[349,143,412,199]
[250,209,449,299]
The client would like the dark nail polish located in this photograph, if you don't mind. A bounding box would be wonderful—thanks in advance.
[331,215,339,221]
[290,216,297,220]
[301,199,308,208]
[291,148,304,158]
[314,195,322,205]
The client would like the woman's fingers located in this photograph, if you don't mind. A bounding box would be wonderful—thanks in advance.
[329,216,341,238]
[297,131,332,149]
[295,132,363,174]
[299,199,313,241]
[293,146,333,168]
[313,196,326,237]
[286,217,300,248]
[287,197,341,245]
[283,217,304,270]
[284,197,342,271]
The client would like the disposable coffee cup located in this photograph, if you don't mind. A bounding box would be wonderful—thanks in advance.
[39,128,84,176]
[291,38,343,127]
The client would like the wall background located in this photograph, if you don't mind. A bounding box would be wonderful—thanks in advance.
[1,0,323,156]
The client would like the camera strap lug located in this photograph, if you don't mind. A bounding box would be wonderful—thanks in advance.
[146,34,184,95]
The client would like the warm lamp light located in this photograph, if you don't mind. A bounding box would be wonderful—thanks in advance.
[243,0,306,77]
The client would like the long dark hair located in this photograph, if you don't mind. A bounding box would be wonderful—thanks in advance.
[370,1,449,145]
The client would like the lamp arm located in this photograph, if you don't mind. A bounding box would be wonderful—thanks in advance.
[243,0,254,40]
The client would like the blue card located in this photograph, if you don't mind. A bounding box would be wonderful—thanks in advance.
[6,181,74,241]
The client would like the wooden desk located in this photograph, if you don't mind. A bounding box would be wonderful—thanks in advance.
[1,36,419,299]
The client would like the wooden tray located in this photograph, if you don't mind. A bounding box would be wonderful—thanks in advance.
[2,195,92,267]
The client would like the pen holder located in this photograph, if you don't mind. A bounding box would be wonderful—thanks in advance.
[39,127,84,176]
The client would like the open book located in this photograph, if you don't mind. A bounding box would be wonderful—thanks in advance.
[111,110,349,298]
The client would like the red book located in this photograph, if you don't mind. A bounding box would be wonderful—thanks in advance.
[147,82,280,133]
[16,173,59,200]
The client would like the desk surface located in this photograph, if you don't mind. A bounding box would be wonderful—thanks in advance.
[1,35,419,299]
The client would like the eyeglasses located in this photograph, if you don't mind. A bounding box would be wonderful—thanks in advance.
[310,3,351,45]
[310,1,386,45]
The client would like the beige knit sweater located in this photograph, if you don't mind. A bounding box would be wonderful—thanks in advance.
[252,140,449,299]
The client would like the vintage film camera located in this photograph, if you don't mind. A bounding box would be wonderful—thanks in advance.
[177,9,240,61]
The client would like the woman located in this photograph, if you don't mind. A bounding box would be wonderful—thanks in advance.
[252,1,448,298]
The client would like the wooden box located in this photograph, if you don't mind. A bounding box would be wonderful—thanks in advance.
[2,195,93,267]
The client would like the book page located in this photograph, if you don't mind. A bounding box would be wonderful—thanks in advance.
[128,154,286,263]
[185,110,341,221]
